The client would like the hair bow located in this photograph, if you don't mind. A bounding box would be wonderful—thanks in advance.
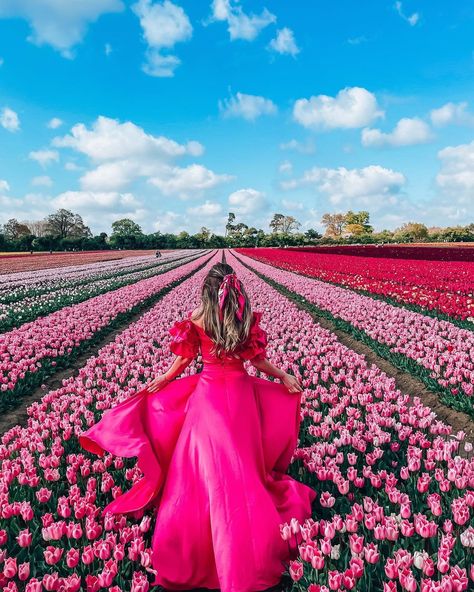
[218,273,245,321]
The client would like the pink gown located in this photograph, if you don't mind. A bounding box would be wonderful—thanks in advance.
[79,311,316,592]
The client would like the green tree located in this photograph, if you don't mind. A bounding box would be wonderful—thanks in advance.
[2,218,31,240]
[46,209,91,239]
[110,218,144,249]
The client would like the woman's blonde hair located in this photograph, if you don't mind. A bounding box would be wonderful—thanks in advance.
[191,262,253,358]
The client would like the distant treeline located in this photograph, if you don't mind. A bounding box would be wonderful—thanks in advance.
[1,208,473,252]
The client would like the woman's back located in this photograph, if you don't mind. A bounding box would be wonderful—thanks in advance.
[168,309,268,368]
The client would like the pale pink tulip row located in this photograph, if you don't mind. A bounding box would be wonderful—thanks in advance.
[235,250,474,405]
[0,250,212,399]
[0,251,186,289]
[226,250,474,591]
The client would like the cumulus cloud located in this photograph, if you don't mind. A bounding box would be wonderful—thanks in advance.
[53,116,231,198]
[187,200,223,216]
[293,87,384,130]
[268,27,300,56]
[209,0,275,41]
[0,0,124,57]
[1,107,20,132]
[47,117,63,129]
[281,165,406,208]
[219,92,277,121]
[29,149,60,167]
[53,116,202,162]
[228,188,268,214]
[279,161,293,174]
[0,179,10,192]
[361,117,433,148]
[394,1,419,26]
[148,164,233,199]
[53,190,140,210]
[32,175,53,187]
[430,101,474,127]
[279,138,315,154]
[132,0,192,77]
[436,140,474,204]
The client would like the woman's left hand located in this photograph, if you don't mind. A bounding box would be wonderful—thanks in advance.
[147,374,171,393]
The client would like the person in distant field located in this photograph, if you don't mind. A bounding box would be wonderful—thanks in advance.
[155,250,161,258]
[79,262,314,592]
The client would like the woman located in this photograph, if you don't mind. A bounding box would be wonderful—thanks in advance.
[79,262,316,592]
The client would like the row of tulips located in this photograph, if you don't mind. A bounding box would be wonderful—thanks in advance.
[0,250,213,413]
[0,251,200,332]
[0,253,222,590]
[236,248,474,324]
[0,250,159,275]
[233,251,474,417]
[225,250,474,591]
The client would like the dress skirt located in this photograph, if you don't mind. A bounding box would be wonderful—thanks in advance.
[79,362,316,592]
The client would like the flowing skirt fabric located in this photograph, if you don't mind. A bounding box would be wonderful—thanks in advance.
[79,364,316,592]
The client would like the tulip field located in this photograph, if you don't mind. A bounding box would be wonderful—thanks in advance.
[0,248,473,591]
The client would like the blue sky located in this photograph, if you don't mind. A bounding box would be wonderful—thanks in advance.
[0,0,473,235]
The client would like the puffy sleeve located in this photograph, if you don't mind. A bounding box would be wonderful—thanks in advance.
[238,311,268,361]
[168,318,200,358]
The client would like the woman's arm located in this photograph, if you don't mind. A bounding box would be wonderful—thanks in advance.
[250,357,303,393]
[147,355,194,393]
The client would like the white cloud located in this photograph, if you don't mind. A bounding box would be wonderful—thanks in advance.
[105,43,113,56]
[148,164,233,199]
[268,27,299,56]
[281,198,304,211]
[430,101,474,127]
[347,36,368,45]
[53,116,202,162]
[209,0,275,41]
[52,116,230,198]
[293,87,384,130]
[53,190,140,210]
[1,107,20,132]
[47,117,63,129]
[279,160,293,174]
[281,165,406,208]
[0,0,124,57]
[132,0,192,77]
[187,200,223,216]
[361,117,433,148]
[219,92,277,121]
[29,149,60,167]
[0,179,10,192]
[32,175,53,187]
[394,1,419,26]
[65,162,83,171]
[228,188,268,214]
[436,140,474,203]
[279,138,315,154]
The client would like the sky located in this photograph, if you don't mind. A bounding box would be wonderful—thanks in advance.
[0,0,473,236]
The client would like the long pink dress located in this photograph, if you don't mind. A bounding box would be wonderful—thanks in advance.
[79,311,316,592]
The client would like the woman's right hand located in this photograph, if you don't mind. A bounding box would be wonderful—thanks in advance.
[281,372,303,393]
[147,374,171,393]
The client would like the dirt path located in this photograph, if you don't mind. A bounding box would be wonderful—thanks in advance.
[232,252,474,445]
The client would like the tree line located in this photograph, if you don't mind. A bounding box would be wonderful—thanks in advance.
[1,208,473,252]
